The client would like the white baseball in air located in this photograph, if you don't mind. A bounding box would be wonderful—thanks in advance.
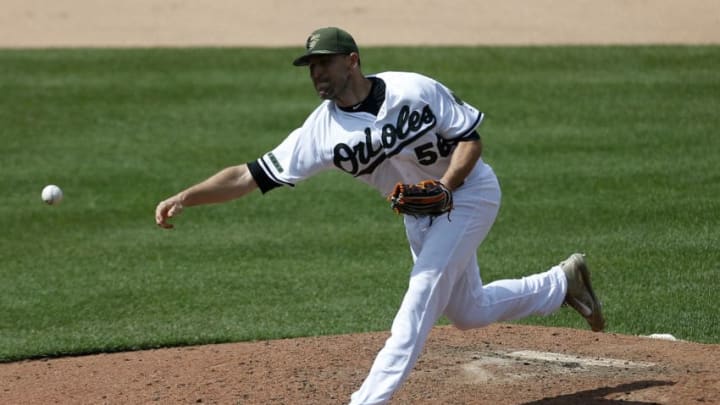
[41,184,64,205]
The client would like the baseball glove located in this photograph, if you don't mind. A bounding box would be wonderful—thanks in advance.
[388,180,453,217]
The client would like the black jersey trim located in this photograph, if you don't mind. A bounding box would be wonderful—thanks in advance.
[258,157,295,187]
[248,159,289,194]
[338,77,386,116]
[461,130,481,141]
[457,112,484,140]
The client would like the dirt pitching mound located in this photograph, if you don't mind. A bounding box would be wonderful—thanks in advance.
[2,324,718,404]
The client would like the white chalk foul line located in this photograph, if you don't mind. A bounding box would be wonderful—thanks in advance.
[506,350,656,369]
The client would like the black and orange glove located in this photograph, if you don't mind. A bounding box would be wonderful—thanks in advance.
[388,180,453,217]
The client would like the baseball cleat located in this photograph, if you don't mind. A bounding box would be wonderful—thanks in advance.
[561,253,605,332]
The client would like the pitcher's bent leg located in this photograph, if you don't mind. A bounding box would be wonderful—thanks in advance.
[350,182,501,404]
[445,263,568,330]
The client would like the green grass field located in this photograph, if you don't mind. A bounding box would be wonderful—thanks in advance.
[1,46,718,362]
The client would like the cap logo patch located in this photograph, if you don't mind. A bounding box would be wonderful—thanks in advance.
[307,34,320,51]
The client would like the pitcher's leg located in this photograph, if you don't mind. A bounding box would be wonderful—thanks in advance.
[445,262,567,330]
[349,265,454,405]
[350,190,500,404]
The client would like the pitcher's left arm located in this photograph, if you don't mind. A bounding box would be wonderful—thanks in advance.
[440,138,483,190]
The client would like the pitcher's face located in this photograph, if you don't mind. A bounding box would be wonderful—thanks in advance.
[307,54,354,101]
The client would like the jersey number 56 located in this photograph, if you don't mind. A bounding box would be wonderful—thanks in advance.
[414,135,455,165]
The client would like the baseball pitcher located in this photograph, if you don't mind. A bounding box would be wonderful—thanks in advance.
[155,27,605,405]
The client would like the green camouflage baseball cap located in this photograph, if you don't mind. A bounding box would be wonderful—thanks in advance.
[292,27,359,66]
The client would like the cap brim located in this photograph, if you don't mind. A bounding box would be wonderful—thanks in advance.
[292,54,311,66]
[292,50,344,66]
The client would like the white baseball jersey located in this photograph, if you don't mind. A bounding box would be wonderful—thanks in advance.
[251,71,485,195]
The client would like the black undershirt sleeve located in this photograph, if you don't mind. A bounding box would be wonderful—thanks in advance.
[247,160,282,194]
[460,130,481,141]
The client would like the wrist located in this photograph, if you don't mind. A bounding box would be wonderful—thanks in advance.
[176,191,190,206]
[439,179,454,191]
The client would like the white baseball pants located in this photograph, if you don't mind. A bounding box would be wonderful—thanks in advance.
[349,164,568,405]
